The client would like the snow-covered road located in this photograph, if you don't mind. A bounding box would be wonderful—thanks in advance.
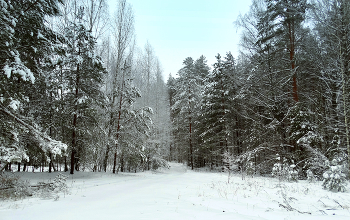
[1,163,350,220]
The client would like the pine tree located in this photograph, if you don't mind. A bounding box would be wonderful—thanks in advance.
[171,58,199,169]
[265,0,309,102]
[62,7,105,174]
[0,0,67,169]
[167,74,178,161]
[197,53,236,168]
[171,56,209,169]
[235,0,302,174]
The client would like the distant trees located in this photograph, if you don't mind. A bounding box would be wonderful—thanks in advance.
[132,42,171,172]
[169,54,239,170]
[169,56,210,169]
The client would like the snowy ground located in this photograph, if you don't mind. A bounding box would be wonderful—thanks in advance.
[1,163,350,220]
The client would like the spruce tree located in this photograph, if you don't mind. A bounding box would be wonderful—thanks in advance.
[197,53,236,168]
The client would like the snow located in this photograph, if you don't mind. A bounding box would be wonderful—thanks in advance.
[9,99,20,110]
[11,18,16,27]
[1,163,350,220]
[76,55,83,64]
[3,65,11,78]
[37,31,44,39]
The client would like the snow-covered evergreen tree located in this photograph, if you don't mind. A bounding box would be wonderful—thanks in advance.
[0,0,67,170]
[197,53,235,168]
[61,7,105,174]
[323,159,348,192]
[171,56,208,169]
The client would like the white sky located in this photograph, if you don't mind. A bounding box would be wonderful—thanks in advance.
[107,0,252,80]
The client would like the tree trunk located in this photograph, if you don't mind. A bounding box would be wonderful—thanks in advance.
[340,47,350,174]
[49,152,52,173]
[103,145,110,172]
[104,118,114,172]
[288,21,298,102]
[75,155,80,171]
[120,153,124,172]
[113,64,126,173]
[71,57,80,175]
[17,162,20,172]
[113,152,117,173]
[49,96,53,173]
[189,118,193,170]
[52,160,56,172]
[147,155,150,171]
[221,77,228,159]
[70,150,75,175]
[64,156,68,172]
[189,84,193,170]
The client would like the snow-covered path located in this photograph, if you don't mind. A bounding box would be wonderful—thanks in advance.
[1,163,350,220]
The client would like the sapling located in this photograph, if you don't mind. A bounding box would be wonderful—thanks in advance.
[272,155,298,182]
[288,164,298,182]
[246,161,255,177]
[322,159,347,192]
[306,169,316,182]
[52,173,69,194]
[222,151,235,183]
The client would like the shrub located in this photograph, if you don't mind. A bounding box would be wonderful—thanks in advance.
[246,161,255,177]
[0,173,32,200]
[150,157,169,170]
[272,156,298,182]
[52,173,69,194]
[322,159,347,192]
[36,173,69,199]
[306,169,316,182]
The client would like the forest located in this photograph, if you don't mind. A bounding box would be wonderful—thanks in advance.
[169,0,350,189]
[1,0,350,194]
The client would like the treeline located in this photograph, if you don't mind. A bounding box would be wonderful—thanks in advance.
[0,0,170,174]
[168,0,350,178]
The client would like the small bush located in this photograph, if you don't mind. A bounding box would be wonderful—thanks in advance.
[151,157,169,170]
[303,159,326,181]
[36,173,69,199]
[246,161,255,177]
[322,159,347,192]
[272,156,298,182]
[306,169,316,182]
[0,173,32,200]
[13,179,31,199]
[288,164,298,181]
[52,173,69,193]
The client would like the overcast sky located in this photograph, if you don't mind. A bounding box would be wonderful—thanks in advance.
[107,0,252,80]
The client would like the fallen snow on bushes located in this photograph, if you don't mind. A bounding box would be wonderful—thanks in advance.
[1,163,350,220]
